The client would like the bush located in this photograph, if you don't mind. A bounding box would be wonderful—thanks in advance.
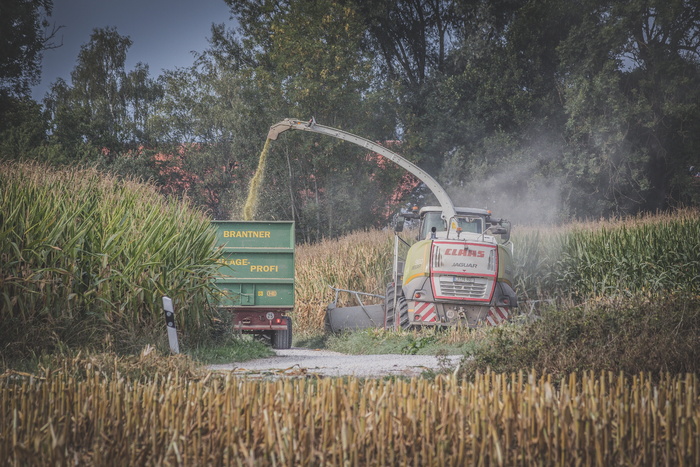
[461,293,700,379]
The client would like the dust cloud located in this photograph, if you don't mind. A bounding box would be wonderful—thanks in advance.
[440,139,566,226]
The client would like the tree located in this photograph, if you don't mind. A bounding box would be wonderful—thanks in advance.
[559,0,700,214]
[348,0,462,168]
[44,27,162,158]
[200,0,408,238]
[33,0,696,225]
[353,0,458,89]
[0,95,46,159]
[394,0,580,222]
[400,0,699,220]
[0,0,60,97]
[0,0,58,159]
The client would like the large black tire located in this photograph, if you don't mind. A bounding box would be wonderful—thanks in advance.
[384,283,410,330]
[272,317,292,349]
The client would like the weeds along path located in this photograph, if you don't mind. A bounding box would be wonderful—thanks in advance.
[209,349,462,378]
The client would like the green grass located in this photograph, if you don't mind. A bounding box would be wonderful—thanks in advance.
[186,336,273,364]
[294,333,331,349]
[325,328,474,356]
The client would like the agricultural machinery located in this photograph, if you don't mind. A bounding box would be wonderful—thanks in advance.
[268,118,518,331]
[212,220,294,348]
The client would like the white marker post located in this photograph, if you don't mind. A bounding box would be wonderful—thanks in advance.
[162,296,180,354]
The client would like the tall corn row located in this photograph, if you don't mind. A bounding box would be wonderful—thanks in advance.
[558,215,700,298]
[513,210,700,300]
[295,229,394,334]
[0,162,219,347]
[2,367,699,465]
[511,229,565,300]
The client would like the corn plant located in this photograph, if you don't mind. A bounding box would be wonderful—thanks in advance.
[512,209,700,300]
[295,229,394,334]
[0,162,220,354]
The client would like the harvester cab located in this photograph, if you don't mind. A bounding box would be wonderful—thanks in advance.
[386,205,517,330]
[401,206,512,242]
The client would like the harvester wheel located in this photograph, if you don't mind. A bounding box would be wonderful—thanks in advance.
[272,317,292,349]
[384,283,410,331]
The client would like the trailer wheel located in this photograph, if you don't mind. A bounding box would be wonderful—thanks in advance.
[384,283,410,331]
[272,317,292,349]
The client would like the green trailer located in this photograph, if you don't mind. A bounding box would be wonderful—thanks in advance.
[212,220,294,349]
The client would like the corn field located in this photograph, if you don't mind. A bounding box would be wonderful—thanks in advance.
[0,162,220,354]
[1,362,699,465]
[295,229,394,334]
[512,209,700,300]
[292,210,700,335]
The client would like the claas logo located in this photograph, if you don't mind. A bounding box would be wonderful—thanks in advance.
[443,248,485,258]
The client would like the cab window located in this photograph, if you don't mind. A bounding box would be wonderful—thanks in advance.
[420,212,483,239]
[455,217,482,233]
[420,212,444,239]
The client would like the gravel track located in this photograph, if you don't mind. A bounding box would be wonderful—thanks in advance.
[209,348,462,378]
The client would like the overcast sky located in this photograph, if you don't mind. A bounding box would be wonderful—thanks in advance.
[32,0,234,100]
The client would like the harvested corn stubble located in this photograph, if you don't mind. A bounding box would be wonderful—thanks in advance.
[2,365,699,465]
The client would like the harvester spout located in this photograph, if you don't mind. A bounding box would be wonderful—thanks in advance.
[267,117,458,221]
[267,119,293,140]
[267,117,315,140]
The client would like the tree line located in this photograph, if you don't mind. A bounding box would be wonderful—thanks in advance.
[2,0,699,240]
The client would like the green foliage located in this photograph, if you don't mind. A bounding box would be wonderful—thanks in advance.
[401,334,438,355]
[186,336,273,364]
[0,95,46,158]
[189,0,407,235]
[0,0,55,96]
[43,27,162,157]
[0,162,220,359]
[326,328,470,356]
[461,293,700,379]
[3,0,700,234]
[513,210,700,300]
[558,0,700,214]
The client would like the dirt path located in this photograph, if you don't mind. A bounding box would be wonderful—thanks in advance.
[209,348,463,378]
